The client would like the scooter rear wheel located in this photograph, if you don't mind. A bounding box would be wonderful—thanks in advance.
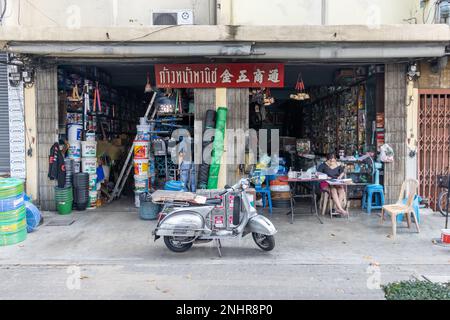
[164,236,194,253]
[252,233,275,251]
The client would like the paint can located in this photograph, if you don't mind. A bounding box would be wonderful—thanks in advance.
[81,158,97,174]
[68,124,83,142]
[442,229,450,244]
[134,159,149,176]
[88,191,98,209]
[85,131,96,142]
[136,125,151,141]
[81,141,97,158]
[134,175,149,193]
[134,141,149,159]
[88,174,97,191]
[68,141,81,159]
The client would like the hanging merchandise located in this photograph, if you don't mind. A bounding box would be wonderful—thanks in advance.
[67,84,82,103]
[290,73,310,101]
[380,144,395,163]
[48,143,67,189]
[145,72,153,93]
[92,82,102,114]
[264,88,275,106]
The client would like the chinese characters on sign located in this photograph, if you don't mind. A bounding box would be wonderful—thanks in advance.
[154,63,284,88]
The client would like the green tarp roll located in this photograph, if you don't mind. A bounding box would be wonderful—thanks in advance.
[207,107,228,189]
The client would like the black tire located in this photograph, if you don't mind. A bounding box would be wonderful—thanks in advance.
[437,191,449,217]
[252,233,275,251]
[163,236,194,253]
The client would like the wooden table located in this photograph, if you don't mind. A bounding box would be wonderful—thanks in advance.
[279,177,327,224]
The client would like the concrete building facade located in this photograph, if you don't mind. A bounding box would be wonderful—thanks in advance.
[0,0,449,209]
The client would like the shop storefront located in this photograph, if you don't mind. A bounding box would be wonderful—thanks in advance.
[21,58,391,212]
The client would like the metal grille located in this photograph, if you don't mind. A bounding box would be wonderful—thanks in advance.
[418,90,450,210]
[0,53,9,175]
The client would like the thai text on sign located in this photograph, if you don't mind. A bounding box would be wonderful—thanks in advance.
[154,63,285,88]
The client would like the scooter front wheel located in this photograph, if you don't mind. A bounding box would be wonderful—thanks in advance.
[252,233,275,251]
[163,236,194,253]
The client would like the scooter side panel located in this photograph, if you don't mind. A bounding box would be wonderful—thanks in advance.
[244,215,277,236]
[154,211,206,237]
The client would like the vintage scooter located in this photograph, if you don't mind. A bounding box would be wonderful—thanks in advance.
[151,178,277,256]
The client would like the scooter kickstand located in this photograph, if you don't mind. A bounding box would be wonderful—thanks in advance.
[215,239,222,257]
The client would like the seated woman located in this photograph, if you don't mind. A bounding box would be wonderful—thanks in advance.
[318,153,349,216]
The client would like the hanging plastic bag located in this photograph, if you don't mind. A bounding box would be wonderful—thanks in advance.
[380,144,394,163]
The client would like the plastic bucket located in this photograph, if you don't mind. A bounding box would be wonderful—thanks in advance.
[134,192,142,208]
[56,201,73,215]
[442,229,450,244]
[81,141,97,158]
[88,191,97,209]
[68,124,83,142]
[134,141,149,159]
[85,131,96,142]
[88,174,97,191]
[82,158,97,174]
[134,159,149,176]
[134,175,149,193]
[68,141,81,159]
[136,125,151,141]
[73,159,81,173]
[139,201,160,221]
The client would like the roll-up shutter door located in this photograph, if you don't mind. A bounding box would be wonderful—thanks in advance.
[0,53,9,175]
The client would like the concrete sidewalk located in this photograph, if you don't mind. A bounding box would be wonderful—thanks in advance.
[0,197,449,299]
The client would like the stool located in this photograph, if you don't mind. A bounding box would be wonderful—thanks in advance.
[362,184,385,214]
[254,174,273,215]
[319,191,349,220]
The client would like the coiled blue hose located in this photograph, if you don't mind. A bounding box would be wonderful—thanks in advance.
[25,201,41,233]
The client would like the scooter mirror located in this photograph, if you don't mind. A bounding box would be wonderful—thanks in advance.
[224,185,231,189]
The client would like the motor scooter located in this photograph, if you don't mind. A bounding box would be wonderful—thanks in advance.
[152,178,277,256]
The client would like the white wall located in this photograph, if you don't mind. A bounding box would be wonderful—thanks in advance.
[2,0,215,27]
[0,0,435,27]
[230,0,420,25]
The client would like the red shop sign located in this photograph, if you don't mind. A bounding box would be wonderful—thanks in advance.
[154,63,284,88]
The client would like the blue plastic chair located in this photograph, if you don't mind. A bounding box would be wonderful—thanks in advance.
[253,171,273,215]
[362,184,385,214]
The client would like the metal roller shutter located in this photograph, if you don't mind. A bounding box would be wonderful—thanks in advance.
[0,53,9,175]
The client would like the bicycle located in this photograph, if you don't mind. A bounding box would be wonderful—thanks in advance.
[437,174,449,217]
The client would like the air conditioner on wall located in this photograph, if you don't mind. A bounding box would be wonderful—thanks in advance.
[151,9,194,25]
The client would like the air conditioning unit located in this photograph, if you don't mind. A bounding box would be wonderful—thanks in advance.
[151,9,194,25]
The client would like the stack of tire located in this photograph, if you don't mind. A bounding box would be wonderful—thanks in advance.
[73,173,89,211]
[198,110,216,189]
[0,178,27,246]
[270,177,291,208]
